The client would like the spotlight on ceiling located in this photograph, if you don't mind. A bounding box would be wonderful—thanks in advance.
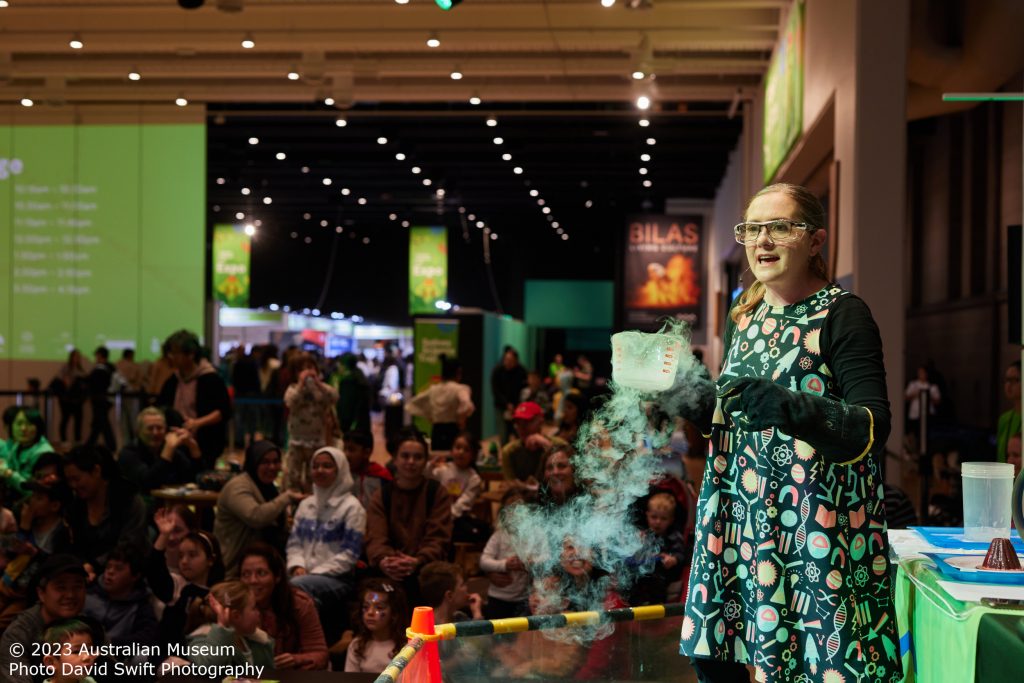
[435,0,463,9]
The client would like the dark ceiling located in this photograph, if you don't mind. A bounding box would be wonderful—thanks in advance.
[207,102,743,325]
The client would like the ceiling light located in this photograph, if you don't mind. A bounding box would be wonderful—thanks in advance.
[402,220,410,227]
[290,232,298,239]
[552,221,560,228]
[357,197,367,205]
[240,187,251,195]
[469,96,481,105]
[467,214,476,221]
[585,200,593,208]
[639,118,650,127]
[641,153,651,161]
[561,233,569,241]
[263,196,272,204]
[0,1,10,7]
[450,70,463,80]
[303,213,311,219]
[436,188,446,197]
[632,71,645,80]
[427,33,441,48]
[241,35,255,49]
[301,166,310,173]
[639,167,648,175]
[423,178,432,186]
[476,221,485,228]
[175,97,188,107]
[324,97,335,106]
[411,166,421,174]
[601,0,615,6]
[216,177,226,185]
[395,0,409,4]
[335,117,347,127]
[643,179,652,187]
[395,152,406,161]
[362,237,370,244]
[244,224,256,236]
[486,117,498,127]
[389,213,398,220]
[341,188,351,196]
[69,36,84,50]
[377,137,388,145]
[253,219,262,227]
[20,97,33,107]
[513,166,523,175]
[248,137,259,145]
[335,226,343,233]
[529,190,539,197]
[493,137,504,145]
[276,152,286,160]
[542,207,551,214]
[305,237,313,244]
[235,212,245,219]
[128,70,141,81]
[287,70,300,81]
[322,178,332,185]
[636,95,651,110]
[502,153,512,161]
[646,138,656,145]
[320,220,329,227]
[557,228,564,234]
[537,199,545,206]
[490,233,498,241]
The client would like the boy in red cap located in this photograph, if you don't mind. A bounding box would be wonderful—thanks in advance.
[500,402,567,488]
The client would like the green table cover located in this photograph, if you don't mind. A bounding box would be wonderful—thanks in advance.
[976,612,1024,682]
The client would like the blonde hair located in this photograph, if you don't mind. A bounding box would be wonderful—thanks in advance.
[186,580,252,632]
[648,492,677,515]
[730,183,829,322]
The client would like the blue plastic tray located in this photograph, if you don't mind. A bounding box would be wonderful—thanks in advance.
[924,552,1024,586]
[909,526,1024,553]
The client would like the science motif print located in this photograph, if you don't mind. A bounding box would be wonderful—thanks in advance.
[679,286,901,683]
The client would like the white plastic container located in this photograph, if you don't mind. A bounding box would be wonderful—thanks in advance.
[610,331,682,392]
[962,462,1015,542]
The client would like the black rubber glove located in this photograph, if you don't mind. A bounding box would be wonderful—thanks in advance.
[718,376,876,464]
[652,375,716,436]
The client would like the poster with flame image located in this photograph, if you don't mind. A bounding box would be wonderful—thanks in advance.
[623,215,703,328]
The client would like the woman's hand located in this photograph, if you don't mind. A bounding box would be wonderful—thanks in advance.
[273,653,298,669]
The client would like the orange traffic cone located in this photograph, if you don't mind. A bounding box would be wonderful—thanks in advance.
[403,606,443,683]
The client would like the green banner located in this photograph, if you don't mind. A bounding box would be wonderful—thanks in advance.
[763,0,805,182]
[412,318,459,433]
[409,226,448,315]
[212,224,251,308]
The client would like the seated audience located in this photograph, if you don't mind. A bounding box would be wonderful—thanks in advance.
[555,393,588,445]
[83,543,159,653]
[239,543,329,670]
[40,619,97,683]
[479,488,531,620]
[343,430,392,511]
[431,432,487,545]
[117,407,202,495]
[538,443,579,506]
[418,561,483,625]
[366,428,453,603]
[0,555,89,683]
[179,581,275,672]
[344,578,409,674]
[62,445,148,575]
[214,440,304,576]
[630,492,687,605]
[287,446,364,641]
[153,505,200,578]
[1,408,55,492]
[501,402,567,488]
[519,370,551,417]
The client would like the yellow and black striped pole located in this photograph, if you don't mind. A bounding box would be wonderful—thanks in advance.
[372,602,685,683]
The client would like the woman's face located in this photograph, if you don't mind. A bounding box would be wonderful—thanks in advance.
[544,451,575,499]
[361,591,392,635]
[451,437,474,469]
[178,538,213,584]
[394,440,428,484]
[240,556,276,607]
[310,452,338,489]
[255,450,282,485]
[744,191,825,293]
[64,463,103,501]
[12,412,38,446]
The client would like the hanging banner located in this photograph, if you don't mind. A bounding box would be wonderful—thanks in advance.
[212,224,251,308]
[622,215,703,329]
[412,317,460,433]
[409,226,448,315]
[763,0,805,182]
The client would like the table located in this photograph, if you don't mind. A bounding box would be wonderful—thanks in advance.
[150,487,220,509]
[976,612,1024,681]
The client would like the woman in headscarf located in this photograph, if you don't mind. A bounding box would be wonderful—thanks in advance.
[286,446,366,642]
[214,440,306,576]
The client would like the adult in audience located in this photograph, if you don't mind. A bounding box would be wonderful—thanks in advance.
[491,347,527,443]
[997,360,1022,463]
[230,346,263,449]
[239,542,329,670]
[55,349,88,445]
[501,401,567,488]
[117,407,202,495]
[538,444,579,506]
[555,393,588,445]
[332,352,373,436]
[85,345,116,449]
[0,555,88,683]
[158,329,231,468]
[366,428,452,603]
[0,407,54,491]
[214,440,305,576]
[287,446,364,638]
[63,445,148,576]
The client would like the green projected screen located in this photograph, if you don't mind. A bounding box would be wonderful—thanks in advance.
[0,124,205,360]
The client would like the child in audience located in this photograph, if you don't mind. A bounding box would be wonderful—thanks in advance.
[479,488,530,619]
[148,507,225,645]
[343,430,392,511]
[431,432,487,545]
[41,619,98,683]
[344,578,409,674]
[83,544,159,651]
[493,576,581,679]
[158,505,199,577]
[631,492,687,605]
[418,561,483,624]
[179,581,275,672]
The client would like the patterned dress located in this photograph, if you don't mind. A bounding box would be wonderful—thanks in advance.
[679,285,901,683]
